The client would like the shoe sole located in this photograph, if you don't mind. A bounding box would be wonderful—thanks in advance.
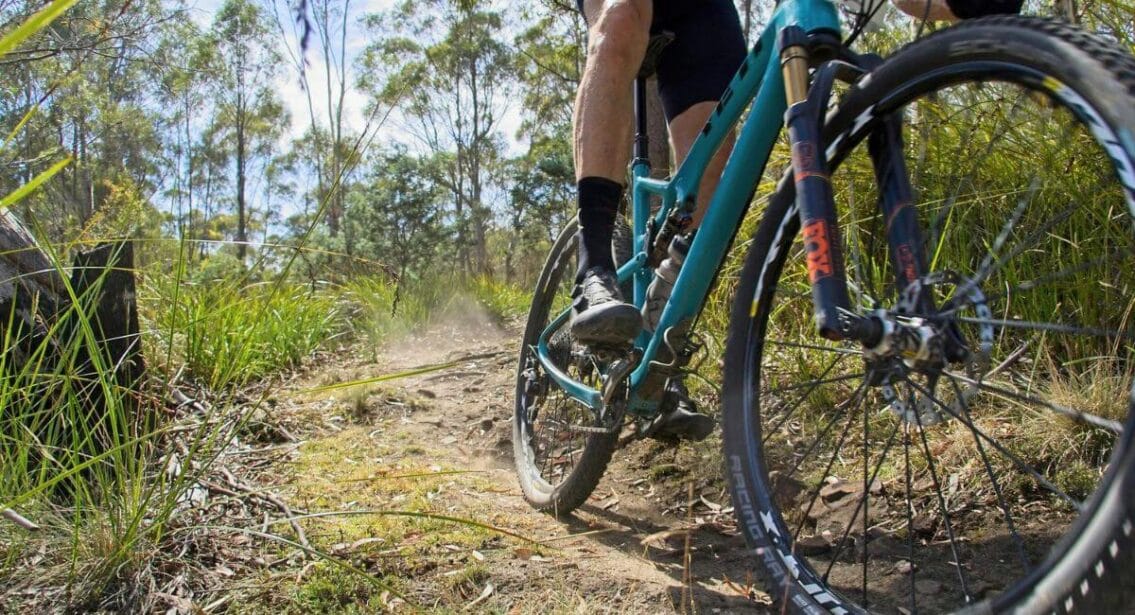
[653,412,715,441]
[571,302,642,345]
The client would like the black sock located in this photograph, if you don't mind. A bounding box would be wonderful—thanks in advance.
[576,176,624,282]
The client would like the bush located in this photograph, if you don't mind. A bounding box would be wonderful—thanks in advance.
[147,275,345,389]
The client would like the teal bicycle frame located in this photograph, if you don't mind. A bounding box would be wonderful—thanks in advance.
[536,0,842,412]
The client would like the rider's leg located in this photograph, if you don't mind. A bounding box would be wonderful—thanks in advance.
[891,0,1023,21]
[569,0,652,345]
[669,101,736,226]
[645,0,745,441]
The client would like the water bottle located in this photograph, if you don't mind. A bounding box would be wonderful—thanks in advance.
[643,233,691,332]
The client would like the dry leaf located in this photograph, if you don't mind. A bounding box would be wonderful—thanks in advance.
[466,582,494,609]
[699,495,722,512]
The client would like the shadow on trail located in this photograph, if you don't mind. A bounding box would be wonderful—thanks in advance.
[551,503,774,613]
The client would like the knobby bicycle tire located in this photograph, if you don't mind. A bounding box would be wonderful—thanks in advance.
[723,16,1135,614]
[512,219,627,514]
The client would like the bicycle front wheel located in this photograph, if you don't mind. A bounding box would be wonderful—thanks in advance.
[724,17,1135,614]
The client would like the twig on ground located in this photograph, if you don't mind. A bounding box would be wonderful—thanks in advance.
[422,370,487,382]
[168,383,209,414]
[445,350,510,363]
[1,508,39,531]
[218,467,311,551]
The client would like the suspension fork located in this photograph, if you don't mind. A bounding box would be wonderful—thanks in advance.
[781,26,857,341]
[780,28,942,348]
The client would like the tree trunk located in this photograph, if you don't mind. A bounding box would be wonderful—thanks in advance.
[0,210,146,466]
[236,110,248,263]
[1055,0,1078,22]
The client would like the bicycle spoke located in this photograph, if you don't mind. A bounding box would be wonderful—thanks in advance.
[767,339,863,356]
[944,369,1124,434]
[539,399,558,479]
[907,374,1082,509]
[950,99,1122,303]
[903,423,917,614]
[906,380,973,604]
[960,176,1040,295]
[785,381,867,482]
[861,381,870,606]
[926,87,1033,269]
[930,251,1127,319]
[767,369,861,396]
[954,317,1133,343]
[823,418,900,583]
[790,383,866,540]
[763,354,856,444]
[948,376,1031,571]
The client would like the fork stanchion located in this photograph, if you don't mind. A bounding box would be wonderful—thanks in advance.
[780,26,854,341]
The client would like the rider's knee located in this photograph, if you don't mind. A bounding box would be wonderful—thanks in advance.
[586,0,650,72]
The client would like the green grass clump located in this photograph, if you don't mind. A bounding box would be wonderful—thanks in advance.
[287,564,391,614]
[340,276,434,354]
[0,265,222,611]
[466,275,531,323]
[147,275,345,390]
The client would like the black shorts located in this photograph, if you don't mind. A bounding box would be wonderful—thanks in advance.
[578,0,747,121]
[946,0,1024,19]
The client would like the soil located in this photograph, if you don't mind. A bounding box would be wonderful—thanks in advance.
[242,306,775,613]
[228,303,1082,614]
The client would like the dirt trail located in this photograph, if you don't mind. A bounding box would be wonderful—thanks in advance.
[259,308,775,613]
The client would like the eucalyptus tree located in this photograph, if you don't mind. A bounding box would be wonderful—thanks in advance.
[359,0,515,277]
[346,147,448,311]
[270,0,363,245]
[0,0,171,239]
[156,16,216,259]
[207,0,288,262]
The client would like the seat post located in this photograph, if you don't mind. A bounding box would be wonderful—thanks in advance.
[632,76,650,169]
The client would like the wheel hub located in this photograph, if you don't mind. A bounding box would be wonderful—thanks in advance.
[860,273,993,426]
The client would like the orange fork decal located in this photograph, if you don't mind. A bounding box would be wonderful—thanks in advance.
[803,219,834,282]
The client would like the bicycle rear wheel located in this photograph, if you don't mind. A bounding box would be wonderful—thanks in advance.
[724,17,1135,614]
[512,220,622,514]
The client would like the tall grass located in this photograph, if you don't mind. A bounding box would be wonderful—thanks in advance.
[466,275,531,323]
[147,274,346,390]
[0,262,173,609]
[341,276,435,355]
[341,274,530,361]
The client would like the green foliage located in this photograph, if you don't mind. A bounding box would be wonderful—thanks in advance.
[344,147,448,280]
[1,0,1134,609]
[341,276,434,355]
[288,563,386,613]
[467,275,531,323]
[0,268,184,611]
[359,0,515,277]
[148,276,345,389]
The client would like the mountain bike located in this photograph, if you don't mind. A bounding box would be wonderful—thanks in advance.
[512,0,1135,612]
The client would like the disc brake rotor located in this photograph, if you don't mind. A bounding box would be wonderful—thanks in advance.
[878,273,993,426]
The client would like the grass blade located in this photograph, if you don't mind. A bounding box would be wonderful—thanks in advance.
[0,157,71,210]
[0,0,79,58]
